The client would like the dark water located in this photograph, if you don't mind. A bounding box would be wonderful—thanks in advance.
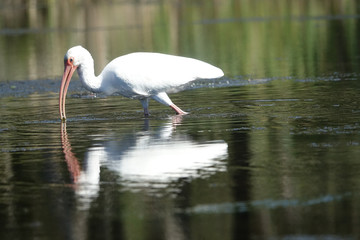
[1,1,360,240]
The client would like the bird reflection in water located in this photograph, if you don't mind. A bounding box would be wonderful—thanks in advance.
[61,116,228,208]
[61,122,80,183]
[61,122,100,206]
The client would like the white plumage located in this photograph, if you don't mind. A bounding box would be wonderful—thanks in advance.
[59,46,224,120]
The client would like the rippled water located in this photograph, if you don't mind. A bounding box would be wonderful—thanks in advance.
[1,1,360,239]
[1,77,360,239]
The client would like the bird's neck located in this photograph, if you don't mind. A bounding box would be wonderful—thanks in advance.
[77,60,102,93]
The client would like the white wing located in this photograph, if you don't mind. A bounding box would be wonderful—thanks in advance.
[101,52,224,96]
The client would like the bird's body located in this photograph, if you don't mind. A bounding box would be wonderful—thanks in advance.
[59,46,224,120]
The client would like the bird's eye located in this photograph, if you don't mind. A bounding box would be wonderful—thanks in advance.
[67,57,74,65]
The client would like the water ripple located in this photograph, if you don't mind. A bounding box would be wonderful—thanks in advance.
[183,192,353,214]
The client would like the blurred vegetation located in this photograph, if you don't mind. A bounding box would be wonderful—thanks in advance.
[0,0,359,81]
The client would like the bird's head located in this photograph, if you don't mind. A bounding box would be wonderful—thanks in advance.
[63,45,92,68]
[59,45,91,121]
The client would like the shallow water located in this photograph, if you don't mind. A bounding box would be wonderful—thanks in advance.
[1,1,360,240]
[1,78,360,239]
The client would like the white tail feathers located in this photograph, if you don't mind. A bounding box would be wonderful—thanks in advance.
[199,65,224,79]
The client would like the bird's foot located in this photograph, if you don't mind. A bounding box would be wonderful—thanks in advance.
[143,107,150,117]
[176,111,188,115]
[170,104,188,115]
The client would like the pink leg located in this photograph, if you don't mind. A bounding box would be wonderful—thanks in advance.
[151,93,189,115]
[170,104,188,115]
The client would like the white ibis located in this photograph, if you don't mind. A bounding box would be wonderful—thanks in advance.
[59,46,224,120]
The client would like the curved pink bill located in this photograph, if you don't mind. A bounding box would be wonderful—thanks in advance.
[59,63,77,121]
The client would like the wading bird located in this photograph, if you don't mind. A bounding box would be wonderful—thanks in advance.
[59,46,224,121]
